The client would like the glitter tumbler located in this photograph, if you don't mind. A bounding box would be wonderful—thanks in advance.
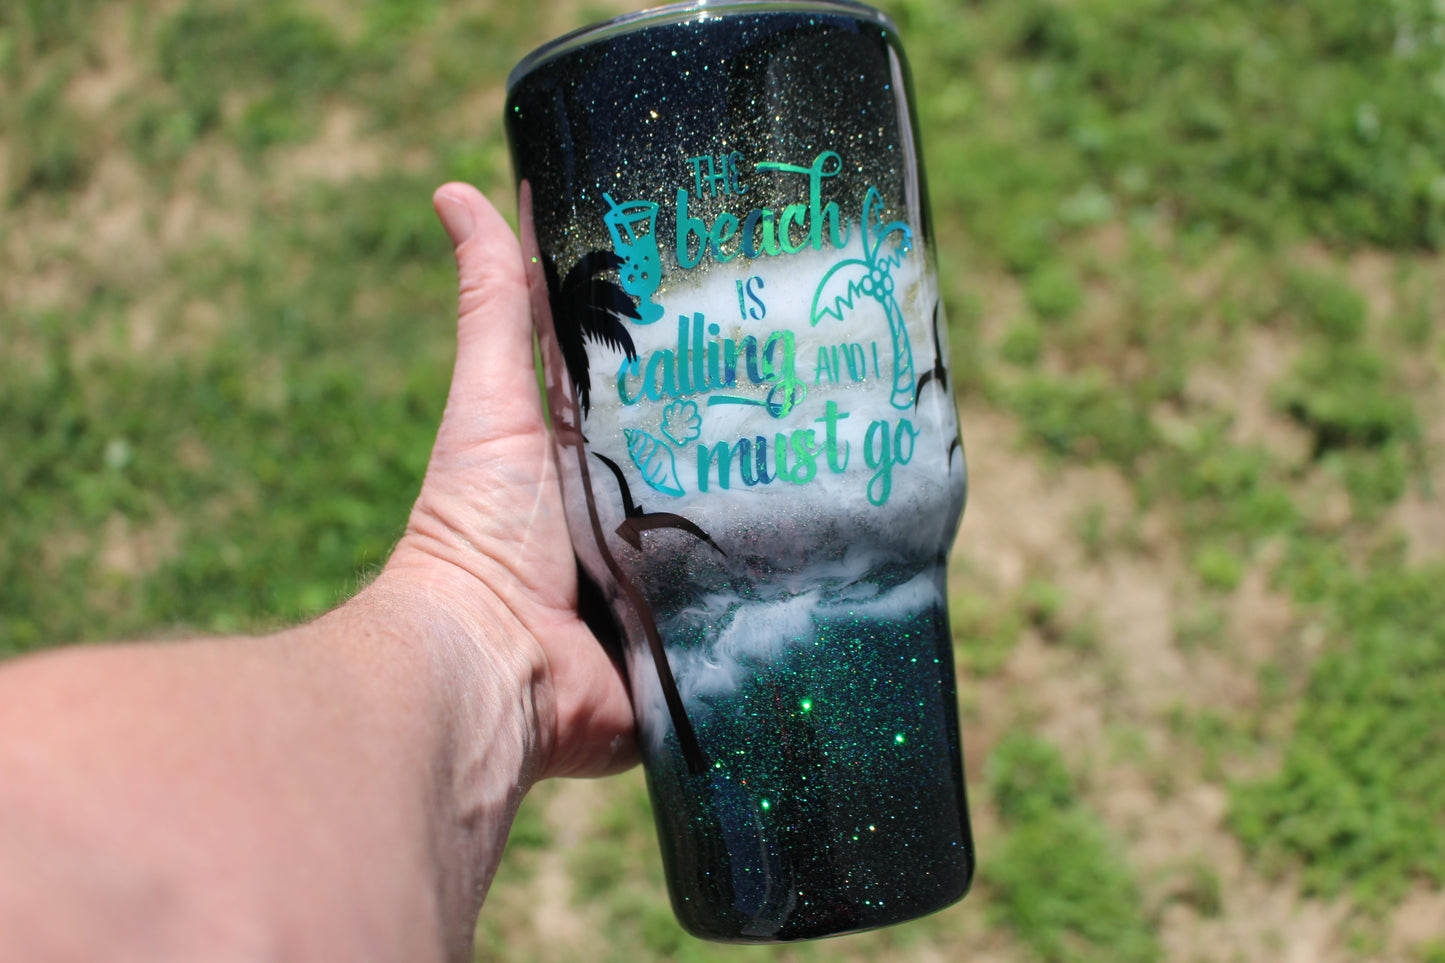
[505,0,973,941]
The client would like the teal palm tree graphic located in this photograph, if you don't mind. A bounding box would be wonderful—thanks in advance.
[810,187,915,410]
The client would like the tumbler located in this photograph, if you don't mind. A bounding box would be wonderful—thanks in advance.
[505,0,973,941]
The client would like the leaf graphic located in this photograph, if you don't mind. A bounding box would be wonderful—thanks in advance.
[861,187,912,264]
[810,258,871,327]
[660,400,702,447]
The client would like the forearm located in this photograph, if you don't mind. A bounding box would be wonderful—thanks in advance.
[0,566,551,962]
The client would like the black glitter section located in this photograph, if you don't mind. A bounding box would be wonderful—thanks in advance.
[506,10,933,283]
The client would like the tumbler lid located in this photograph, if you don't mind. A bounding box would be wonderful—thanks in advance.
[506,0,896,93]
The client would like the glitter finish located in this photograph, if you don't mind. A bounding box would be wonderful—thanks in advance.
[643,561,971,940]
[506,0,972,942]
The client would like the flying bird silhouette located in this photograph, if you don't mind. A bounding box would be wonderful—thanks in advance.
[590,451,724,774]
[913,299,963,469]
[913,298,949,407]
[592,452,725,557]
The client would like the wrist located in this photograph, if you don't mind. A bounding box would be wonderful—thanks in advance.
[335,554,557,937]
[359,548,558,786]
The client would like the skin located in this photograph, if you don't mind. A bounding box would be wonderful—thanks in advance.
[0,184,637,963]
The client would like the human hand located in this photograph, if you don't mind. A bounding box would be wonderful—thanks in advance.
[0,184,636,963]
[387,182,636,780]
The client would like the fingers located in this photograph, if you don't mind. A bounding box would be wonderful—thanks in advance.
[431,183,545,446]
[425,183,640,782]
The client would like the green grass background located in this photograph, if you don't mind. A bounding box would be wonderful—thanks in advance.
[2,0,1443,960]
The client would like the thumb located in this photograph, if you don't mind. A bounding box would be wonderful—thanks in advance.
[431,182,546,446]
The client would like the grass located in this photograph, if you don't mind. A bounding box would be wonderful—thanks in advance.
[1231,560,1445,911]
[986,732,1160,963]
[1,0,1443,959]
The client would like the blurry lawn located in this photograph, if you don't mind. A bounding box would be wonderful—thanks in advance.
[2,0,1443,960]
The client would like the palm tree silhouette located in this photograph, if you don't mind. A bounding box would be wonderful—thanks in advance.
[542,248,718,773]
[542,250,639,416]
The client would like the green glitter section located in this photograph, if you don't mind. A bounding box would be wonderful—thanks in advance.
[642,565,973,941]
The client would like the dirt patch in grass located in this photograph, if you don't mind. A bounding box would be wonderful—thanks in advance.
[948,395,1392,963]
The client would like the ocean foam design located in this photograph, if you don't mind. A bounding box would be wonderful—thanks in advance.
[564,237,965,748]
[635,567,947,749]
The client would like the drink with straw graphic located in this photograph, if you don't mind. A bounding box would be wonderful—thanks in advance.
[604,194,665,325]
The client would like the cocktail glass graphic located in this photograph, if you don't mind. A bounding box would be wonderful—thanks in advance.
[604,194,665,325]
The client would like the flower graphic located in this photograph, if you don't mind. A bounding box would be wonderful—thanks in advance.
[660,400,702,447]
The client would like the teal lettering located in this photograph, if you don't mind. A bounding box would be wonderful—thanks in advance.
[674,315,693,394]
[741,208,765,259]
[728,151,748,194]
[895,418,918,466]
[779,203,808,253]
[754,151,851,252]
[690,313,707,392]
[740,335,765,385]
[865,419,894,506]
[688,155,728,198]
[644,349,677,402]
[712,211,739,262]
[697,440,735,492]
[790,428,819,483]
[723,336,738,387]
[760,332,802,415]
[814,345,836,384]
[759,211,782,256]
[707,322,724,390]
[739,436,772,486]
[814,401,850,473]
[676,188,707,269]
[772,432,795,483]
[676,152,851,269]
[744,276,766,320]
[862,417,917,506]
[617,357,643,405]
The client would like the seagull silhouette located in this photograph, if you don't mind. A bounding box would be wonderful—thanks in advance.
[913,298,949,407]
[592,452,726,557]
[913,299,963,467]
[589,451,723,774]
